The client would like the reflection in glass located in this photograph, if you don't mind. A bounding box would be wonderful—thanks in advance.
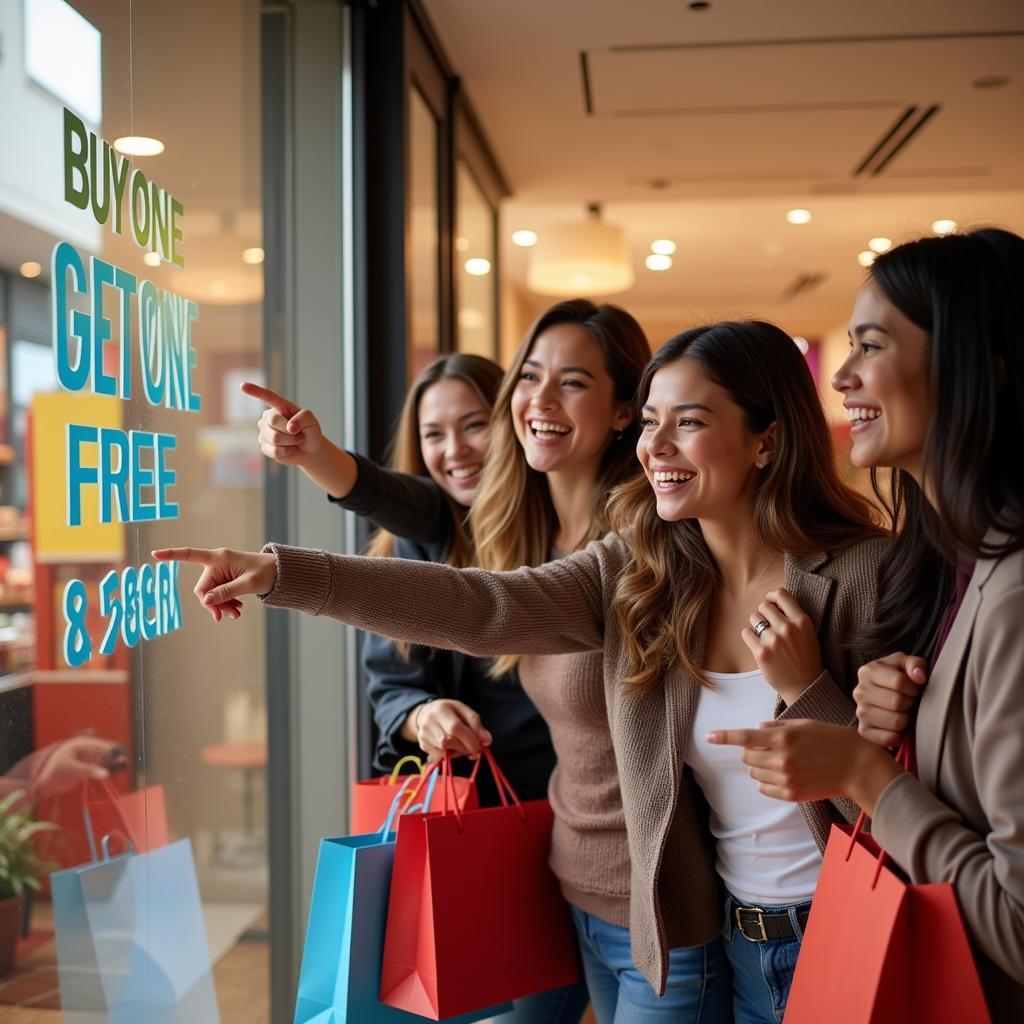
[0,0,268,1017]
[409,87,440,381]
[455,161,496,359]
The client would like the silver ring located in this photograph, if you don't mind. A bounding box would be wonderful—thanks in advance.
[753,619,771,637]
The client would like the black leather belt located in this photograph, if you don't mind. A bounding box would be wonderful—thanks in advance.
[733,903,812,942]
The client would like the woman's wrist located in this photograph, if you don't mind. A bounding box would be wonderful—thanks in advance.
[400,699,436,743]
[845,736,904,816]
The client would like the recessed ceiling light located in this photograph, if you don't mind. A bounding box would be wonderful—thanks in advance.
[455,236,470,253]
[143,252,161,267]
[858,250,876,268]
[868,237,892,254]
[932,219,957,236]
[651,239,677,256]
[793,336,810,354]
[242,247,265,265]
[645,254,672,271]
[512,230,538,247]
[787,208,812,225]
[20,261,42,278]
[465,258,491,276]
[113,136,165,157]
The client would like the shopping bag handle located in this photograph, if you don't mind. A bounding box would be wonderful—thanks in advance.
[378,763,440,841]
[99,829,135,861]
[388,755,424,784]
[82,777,143,862]
[846,738,914,888]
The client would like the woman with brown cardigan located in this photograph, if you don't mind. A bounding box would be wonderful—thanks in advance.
[158,321,886,1023]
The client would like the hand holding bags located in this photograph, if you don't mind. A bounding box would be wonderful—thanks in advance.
[784,743,991,1023]
[380,750,580,1021]
[294,770,510,1023]
[350,755,478,836]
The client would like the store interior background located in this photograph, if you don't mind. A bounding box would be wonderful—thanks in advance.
[0,0,1022,1021]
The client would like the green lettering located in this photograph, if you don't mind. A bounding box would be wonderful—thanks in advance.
[89,135,111,226]
[130,169,150,249]
[63,108,89,211]
[151,183,169,261]
[170,197,185,269]
[110,151,130,235]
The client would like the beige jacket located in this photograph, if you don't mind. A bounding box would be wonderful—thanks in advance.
[264,533,885,992]
[873,531,1024,1015]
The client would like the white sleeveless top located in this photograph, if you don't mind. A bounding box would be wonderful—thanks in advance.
[687,667,822,906]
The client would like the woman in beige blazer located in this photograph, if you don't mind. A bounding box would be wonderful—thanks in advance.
[157,320,887,1022]
[712,228,1024,1016]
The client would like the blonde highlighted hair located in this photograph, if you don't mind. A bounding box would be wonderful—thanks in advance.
[367,354,503,656]
[608,321,885,695]
[470,299,651,676]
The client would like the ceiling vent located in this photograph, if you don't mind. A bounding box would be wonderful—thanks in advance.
[781,272,827,302]
[852,105,941,177]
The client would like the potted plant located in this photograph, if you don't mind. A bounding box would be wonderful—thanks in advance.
[0,790,55,979]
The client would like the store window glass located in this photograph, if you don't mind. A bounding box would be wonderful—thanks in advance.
[408,86,440,381]
[0,0,268,1018]
[454,160,496,359]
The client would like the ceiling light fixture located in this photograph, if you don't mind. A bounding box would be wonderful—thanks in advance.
[143,252,161,267]
[512,230,538,247]
[465,258,491,276]
[650,239,677,256]
[645,254,672,272]
[786,208,812,225]
[868,237,892,254]
[19,261,42,278]
[527,204,634,296]
[242,247,265,265]
[113,136,165,157]
[932,219,957,236]
[858,250,876,268]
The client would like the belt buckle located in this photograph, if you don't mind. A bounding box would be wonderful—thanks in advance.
[735,905,767,942]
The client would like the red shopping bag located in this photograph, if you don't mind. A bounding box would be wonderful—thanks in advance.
[350,755,478,835]
[84,779,170,855]
[379,750,580,1020]
[785,743,990,1022]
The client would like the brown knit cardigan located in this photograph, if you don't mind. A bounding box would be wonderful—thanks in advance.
[262,533,886,993]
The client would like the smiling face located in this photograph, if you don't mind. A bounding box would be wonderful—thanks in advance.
[637,356,774,522]
[833,278,931,479]
[417,378,492,506]
[510,322,632,479]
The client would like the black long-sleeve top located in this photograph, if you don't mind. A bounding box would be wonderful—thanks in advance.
[330,453,555,805]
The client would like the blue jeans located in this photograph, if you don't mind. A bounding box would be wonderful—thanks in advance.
[571,906,730,1023]
[721,892,808,1024]
[489,980,590,1024]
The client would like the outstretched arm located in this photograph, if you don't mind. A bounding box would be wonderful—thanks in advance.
[245,382,451,544]
[153,538,622,658]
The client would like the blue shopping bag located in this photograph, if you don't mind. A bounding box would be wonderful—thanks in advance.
[294,768,511,1024]
[52,836,220,1024]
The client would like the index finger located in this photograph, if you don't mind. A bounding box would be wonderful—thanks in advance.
[240,381,299,417]
[151,546,217,566]
[764,588,806,622]
[705,727,776,749]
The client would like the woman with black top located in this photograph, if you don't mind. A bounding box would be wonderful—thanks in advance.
[244,354,581,1022]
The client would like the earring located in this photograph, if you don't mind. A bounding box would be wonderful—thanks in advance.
[614,429,624,441]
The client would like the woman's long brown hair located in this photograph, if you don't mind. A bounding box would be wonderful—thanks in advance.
[608,321,885,695]
[470,299,651,676]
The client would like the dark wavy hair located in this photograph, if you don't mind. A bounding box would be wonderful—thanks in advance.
[855,227,1024,659]
[608,320,883,693]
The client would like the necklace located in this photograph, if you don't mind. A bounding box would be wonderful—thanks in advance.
[753,553,777,588]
